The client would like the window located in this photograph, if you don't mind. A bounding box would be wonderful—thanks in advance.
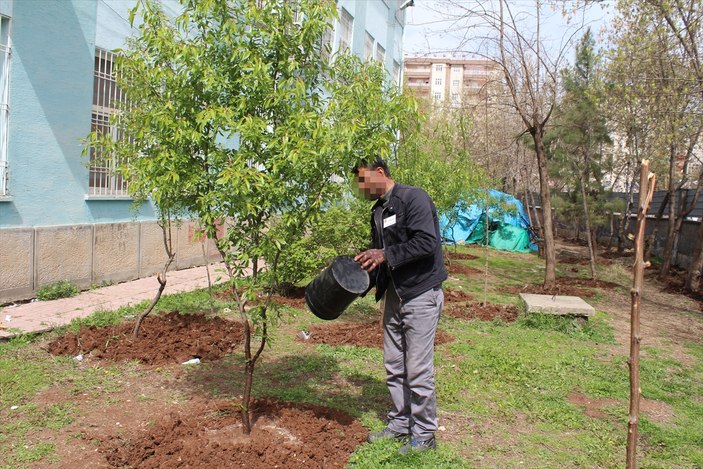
[433,91,442,100]
[89,49,128,196]
[452,79,460,87]
[434,77,442,85]
[364,32,374,61]
[452,66,462,73]
[321,25,333,62]
[338,8,353,53]
[393,61,401,86]
[376,44,385,64]
[435,64,443,72]
[0,16,10,196]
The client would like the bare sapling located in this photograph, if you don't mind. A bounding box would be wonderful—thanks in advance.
[626,160,656,469]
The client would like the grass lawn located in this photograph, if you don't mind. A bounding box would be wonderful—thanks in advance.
[1,244,702,468]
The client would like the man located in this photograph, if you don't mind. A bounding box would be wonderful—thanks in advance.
[353,158,446,455]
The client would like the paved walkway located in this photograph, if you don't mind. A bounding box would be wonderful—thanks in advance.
[0,263,225,339]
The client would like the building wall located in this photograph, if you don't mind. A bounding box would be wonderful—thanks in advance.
[0,0,405,303]
[404,56,500,106]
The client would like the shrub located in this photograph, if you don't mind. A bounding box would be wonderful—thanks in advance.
[36,280,79,301]
[265,199,370,292]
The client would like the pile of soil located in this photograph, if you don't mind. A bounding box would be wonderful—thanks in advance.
[301,320,454,348]
[444,288,475,303]
[48,312,244,365]
[444,302,519,322]
[445,251,479,261]
[97,398,366,469]
[447,263,483,276]
[500,276,621,298]
[659,271,703,308]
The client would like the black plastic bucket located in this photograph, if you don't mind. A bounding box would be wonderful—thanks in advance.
[305,256,370,320]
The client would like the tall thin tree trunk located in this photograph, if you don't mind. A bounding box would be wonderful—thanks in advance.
[534,129,556,288]
[626,160,656,469]
[579,169,597,279]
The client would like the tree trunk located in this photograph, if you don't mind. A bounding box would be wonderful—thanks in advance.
[659,146,679,277]
[685,220,703,292]
[534,129,556,288]
[133,217,175,338]
[626,160,656,469]
[579,170,597,279]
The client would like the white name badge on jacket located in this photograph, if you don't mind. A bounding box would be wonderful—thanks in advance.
[383,215,396,228]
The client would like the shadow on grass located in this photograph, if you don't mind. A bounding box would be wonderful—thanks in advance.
[174,352,388,420]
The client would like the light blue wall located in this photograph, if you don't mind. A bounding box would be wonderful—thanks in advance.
[338,0,404,77]
[0,0,155,227]
[0,0,403,228]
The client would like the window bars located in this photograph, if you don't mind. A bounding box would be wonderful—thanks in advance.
[0,16,11,196]
[89,49,128,197]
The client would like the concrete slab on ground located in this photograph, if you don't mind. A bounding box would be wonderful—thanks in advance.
[519,293,595,318]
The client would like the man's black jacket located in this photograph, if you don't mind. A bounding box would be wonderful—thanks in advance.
[369,183,447,303]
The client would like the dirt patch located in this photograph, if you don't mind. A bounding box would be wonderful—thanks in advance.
[445,251,479,261]
[447,263,484,276]
[559,256,613,266]
[301,319,454,349]
[444,288,475,303]
[567,392,673,425]
[501,276,621,298]
[601,250,634,260]
[47,312,244,365]
[86,397,366,469]
[444,302,519,322]
[568,392,620,419]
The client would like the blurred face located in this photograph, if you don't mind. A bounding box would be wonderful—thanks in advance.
[355,166,388,200]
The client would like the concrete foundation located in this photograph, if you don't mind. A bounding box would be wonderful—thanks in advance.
[520,293,595,318]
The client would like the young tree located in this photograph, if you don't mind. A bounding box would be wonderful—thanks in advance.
[548,29,611,278]
[89,0,415,434]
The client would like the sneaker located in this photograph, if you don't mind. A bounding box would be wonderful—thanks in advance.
[398,436,437,455]
[367,427,409,443]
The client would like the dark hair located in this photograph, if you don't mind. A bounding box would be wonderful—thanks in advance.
[352,157,392,178]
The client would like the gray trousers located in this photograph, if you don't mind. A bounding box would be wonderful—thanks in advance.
[383,282,443,441]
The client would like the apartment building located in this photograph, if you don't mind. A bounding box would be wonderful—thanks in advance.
[404,55,500,106]
[0,0,407,303]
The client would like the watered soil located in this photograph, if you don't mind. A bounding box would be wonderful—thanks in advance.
[47,311,244,365]
[302,319,454,348]
[97,397,366,469]
[500,276,621,298]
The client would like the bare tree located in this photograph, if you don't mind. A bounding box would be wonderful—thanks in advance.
[435,0,592,287]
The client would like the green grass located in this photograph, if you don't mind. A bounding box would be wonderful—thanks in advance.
[35,280,79,301]
[2,245,703,468]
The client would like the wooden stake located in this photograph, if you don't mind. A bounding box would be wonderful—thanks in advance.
[626,160,656,469]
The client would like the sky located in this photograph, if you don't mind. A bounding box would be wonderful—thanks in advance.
[402,0,615,58]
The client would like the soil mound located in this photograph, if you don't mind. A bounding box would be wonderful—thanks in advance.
[444,288,474,303]
[302,319,454,348]
[447,263,483,276]
[445,251,479,261]
[48,312,244,365]
[444,302,519,322]
[98,398,366,469]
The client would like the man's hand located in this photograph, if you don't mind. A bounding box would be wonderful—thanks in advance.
[354,249,385,272]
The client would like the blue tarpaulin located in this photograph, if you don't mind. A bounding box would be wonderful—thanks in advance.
[440,190,537,253]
